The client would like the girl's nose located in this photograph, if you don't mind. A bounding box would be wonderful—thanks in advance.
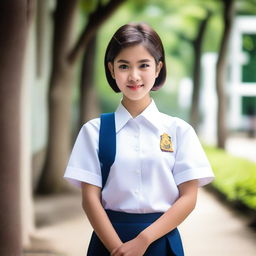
[128,68,140,83]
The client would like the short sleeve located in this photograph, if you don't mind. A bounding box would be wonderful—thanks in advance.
[64,119,102,188]
[173,125,214,187]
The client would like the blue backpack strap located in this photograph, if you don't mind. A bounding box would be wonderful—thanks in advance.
[98,112,116,189]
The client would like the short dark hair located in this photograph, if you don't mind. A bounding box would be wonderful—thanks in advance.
[104,23,166,93]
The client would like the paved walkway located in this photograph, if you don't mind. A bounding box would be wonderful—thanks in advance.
[179,189,256,256]
[23,192,91,256]
[226,136,256,163]
[24,189,256,256]
[24,136,256,256]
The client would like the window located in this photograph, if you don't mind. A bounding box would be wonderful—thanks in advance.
[242,34,256,83]
[242,96,256,116]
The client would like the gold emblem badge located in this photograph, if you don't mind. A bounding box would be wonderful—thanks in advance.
[160,133,174,152]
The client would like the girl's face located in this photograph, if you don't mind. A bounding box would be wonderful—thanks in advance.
[108,44,162,102]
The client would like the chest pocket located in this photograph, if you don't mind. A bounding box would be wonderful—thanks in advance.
[141,145,175,173]
[159,150,175,171]
[139,129,176,171]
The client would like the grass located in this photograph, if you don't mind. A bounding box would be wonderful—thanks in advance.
[204,146,256,211]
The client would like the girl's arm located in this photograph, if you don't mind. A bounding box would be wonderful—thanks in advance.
[140,179,198,243]
[111,179,198,256]
[81,182,123,252]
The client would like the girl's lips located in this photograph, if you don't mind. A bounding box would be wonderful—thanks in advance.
[127,84,143,91]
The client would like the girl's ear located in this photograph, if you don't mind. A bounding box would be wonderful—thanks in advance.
[155,61,163,78]
[108,62,115,79]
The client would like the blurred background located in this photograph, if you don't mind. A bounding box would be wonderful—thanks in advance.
[0,0,256,255]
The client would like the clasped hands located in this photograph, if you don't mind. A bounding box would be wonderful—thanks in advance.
[110,233,150,256]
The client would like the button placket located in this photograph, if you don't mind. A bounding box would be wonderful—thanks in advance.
[134,133,139,139]
[133,121,141,198]
[133,122,140,152]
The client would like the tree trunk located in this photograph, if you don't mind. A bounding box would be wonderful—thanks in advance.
[37,0,126,194]
[21,0,36,247]
[190,10,212,131]
[79,34,100,127]
[216,0,235,149]
[0,1,27,255]
[37,0,78,193]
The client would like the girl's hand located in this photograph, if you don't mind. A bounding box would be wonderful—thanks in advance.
[110,234,149,256]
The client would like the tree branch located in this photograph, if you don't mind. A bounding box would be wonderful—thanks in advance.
[193,10,212,46]
[68,0,126,64]
[176,31,193,44]
[51,0,78,71]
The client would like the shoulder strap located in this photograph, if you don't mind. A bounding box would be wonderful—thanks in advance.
[98,112,116,189]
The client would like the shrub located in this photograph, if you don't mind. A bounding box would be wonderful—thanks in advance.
[204,146,256,210]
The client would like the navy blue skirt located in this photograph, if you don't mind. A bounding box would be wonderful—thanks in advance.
[87,210,184,256]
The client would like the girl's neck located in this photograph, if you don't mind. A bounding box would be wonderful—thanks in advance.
[121,95,152,118]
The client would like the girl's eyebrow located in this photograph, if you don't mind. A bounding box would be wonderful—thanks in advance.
[138,59,151,63]
[116,59,152,64]
[117,59,129,64]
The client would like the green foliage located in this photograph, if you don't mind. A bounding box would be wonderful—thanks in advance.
[205,146,256,210]
[79,0,112,14]
[80,0,99,13]
[237,0,256,15]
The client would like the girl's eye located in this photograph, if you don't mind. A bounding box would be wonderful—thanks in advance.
[140,63,150,68]
[118,64,128,70]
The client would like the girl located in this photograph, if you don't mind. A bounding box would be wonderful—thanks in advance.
[64,23,214,256]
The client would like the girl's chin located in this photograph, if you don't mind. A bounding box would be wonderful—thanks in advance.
[122,93,151,102]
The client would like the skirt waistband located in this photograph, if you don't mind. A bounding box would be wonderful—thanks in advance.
[105,209,164,223]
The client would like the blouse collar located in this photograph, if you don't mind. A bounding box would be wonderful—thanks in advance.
[114,98,162,133]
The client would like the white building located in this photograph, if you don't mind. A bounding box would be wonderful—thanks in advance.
[229,16,256,131]
[199,16,256,145]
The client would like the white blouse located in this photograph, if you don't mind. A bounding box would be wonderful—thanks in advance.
[64,98,214,213]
